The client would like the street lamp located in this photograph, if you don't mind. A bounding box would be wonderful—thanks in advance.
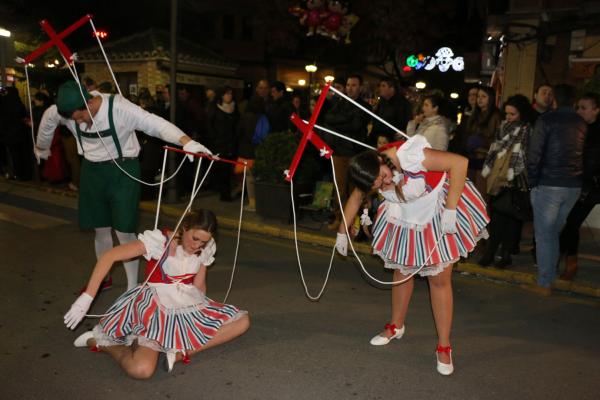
[304,64,318,100]
[305,64,318,73]
[298,79,306,86]
[450,92,459,99]
[324,75,334,83]
[415,81,426,90]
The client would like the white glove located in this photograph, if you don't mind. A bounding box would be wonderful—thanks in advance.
[441,208,458,234]
[336,232,348,256]
[64,292,93,330]
[183,140,212,161]
[34,146,51,163]
[138,229,167,261]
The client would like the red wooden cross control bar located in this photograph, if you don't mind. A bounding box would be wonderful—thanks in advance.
[285,83,333,182]
[20,15,92,65]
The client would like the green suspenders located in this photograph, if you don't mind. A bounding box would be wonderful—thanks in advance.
[75,95,123,159]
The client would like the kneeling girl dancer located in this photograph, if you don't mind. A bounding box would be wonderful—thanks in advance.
[64,209,250,379]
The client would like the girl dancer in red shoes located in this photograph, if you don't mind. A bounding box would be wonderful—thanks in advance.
[335,135,489,375]
[64,209,250,379]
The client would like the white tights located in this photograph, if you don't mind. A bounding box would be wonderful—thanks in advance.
[94,227,139,291]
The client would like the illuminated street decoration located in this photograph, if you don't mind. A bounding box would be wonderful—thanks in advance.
[404,47,464,72]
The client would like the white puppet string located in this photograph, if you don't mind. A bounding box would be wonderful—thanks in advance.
[23,66,37,163]
[19,40,82,163]
[69,61,188,187]
[289,179,337,301]
[85,156,215,318]
[88,19,122,96]
[22,51,79,163]
[328,86,410,140]
[86,152,248,317]
[302,120,376,151]
[288,116,444,293]
[152,150,248,304]
[287,155,443,299]
[330,156,444,285]
[221,164,247,304]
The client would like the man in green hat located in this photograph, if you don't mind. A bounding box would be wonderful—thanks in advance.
[35,80,211,292]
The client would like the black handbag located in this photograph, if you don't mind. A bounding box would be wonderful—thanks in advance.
[491,186,532,221]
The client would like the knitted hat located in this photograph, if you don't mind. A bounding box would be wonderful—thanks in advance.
[56,81,91,116]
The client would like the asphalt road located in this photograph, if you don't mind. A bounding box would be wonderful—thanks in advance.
[1,190,599,400]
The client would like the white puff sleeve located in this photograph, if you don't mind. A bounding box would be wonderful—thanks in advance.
[197,238,216,266]
[137,229,167,261]
[396,135,432,173]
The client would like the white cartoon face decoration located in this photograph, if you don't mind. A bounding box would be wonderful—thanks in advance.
[409,47,465,72]
[435,47,454,72]
[451,57,464,72]
[423,56,437,71]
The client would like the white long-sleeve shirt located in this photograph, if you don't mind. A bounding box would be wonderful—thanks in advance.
[36,93,186,162]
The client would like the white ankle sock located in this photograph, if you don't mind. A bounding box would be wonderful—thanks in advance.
[94,227,113,260]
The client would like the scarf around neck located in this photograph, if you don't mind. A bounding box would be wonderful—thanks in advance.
[217,101,235,114]
[482,120,530,183]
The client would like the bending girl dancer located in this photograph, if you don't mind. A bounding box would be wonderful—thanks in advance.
[64,209,250,379]
[335,136,489,375]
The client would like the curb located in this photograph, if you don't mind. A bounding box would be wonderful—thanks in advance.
[139,200,600,299]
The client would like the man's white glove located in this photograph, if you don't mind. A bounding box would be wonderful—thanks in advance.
[34,146,51,163]
[138,229,167,261]
[64,292,93,330]
[335,232,348,256]
[183,140,212,161]
[441,208,458,234]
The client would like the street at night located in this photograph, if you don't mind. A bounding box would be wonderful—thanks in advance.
[0,182,598,399]
[2,0,600,398]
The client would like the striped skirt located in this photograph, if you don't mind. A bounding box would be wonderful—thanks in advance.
[371,179,489,276]
[94,284,243,353]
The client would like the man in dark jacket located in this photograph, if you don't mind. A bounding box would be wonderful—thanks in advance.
[323,74,371,228]
[558,92,600,280]
[525,84,587,295]
[267,81,292,133]
[370,78,412,144]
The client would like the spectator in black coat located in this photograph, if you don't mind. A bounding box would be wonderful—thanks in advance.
[206,86,239,201]
[322,74,371,228]
[371,78,412,144]
[267,81,292,133]
[559,92,600,280]
[0,86,33,180]
[524,84,587,296]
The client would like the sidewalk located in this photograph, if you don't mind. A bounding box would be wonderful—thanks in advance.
[5,177,600,298]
